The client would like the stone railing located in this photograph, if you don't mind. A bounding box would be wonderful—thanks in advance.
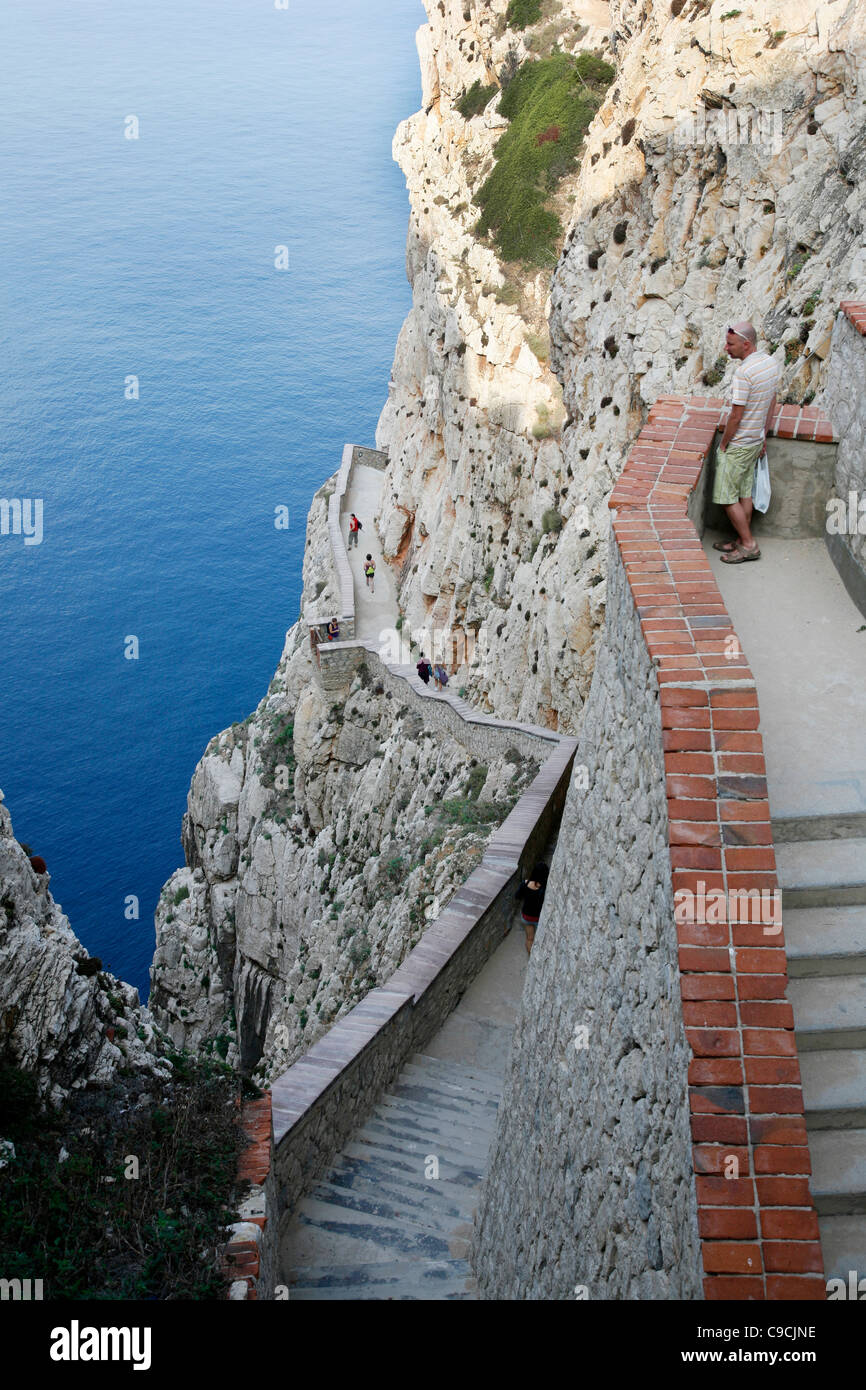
[821,301,866,618]
[268,723,577,1247]
[609,394,833,1298]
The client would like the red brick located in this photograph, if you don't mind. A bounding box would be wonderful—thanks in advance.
[741,1001,794,1029]
[749,1086,805,1115]
[703,1276,765,1300]
[743,1028,797,1058]
[690,1085,745,1115]
[671,846,724,870]
[710,689,759,708]
[665,752,715,775]
[763,1241,823,1273]
[693,1144,749,1174]
[668,799,719,822]
[722,821,774,845]
[661,687,709,707]
[677,921,730,948]
[761,1209,819,1241]
[679,946,731,973]
[664,729,713,752]
[749,1116,806,1145]
[735,949,788,974]
[696,1176,755,1206]
[754,1145,811,1175]
[666,776,717,799]
[681,974,736,1001]
[688,1057,742,1085]
[713,709,760,731]
[670,820,722,845]
[691,1114,748,1144]
[699,1208,758,1239]
[755,1176,812,1206]
[686,1029,741,1057]
[662,708,712,730]
[702,1241,761,1274]
[720,801,770,821]
[765,1275,826,1300]
[739,976,790,1002]
[725,847,777,870]
[683,1001,738,1028]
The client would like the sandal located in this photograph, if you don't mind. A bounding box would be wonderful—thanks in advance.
[720,544,761,564]
[712,539,740,552]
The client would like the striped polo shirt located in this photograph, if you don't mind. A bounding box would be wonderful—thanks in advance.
[730,350,780,445]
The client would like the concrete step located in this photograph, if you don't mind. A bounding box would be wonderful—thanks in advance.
[400,1060,505,1103]
[818,1215,866,1287]
[371,1094,500,1142]
[390,1077,501,1123]
[773,813,866,844]
[776,838,866,886]
[776,837,866,908]
[303,1179,474,1237]
[289,1195,471,1265]
[342,1137,484,1187]
[285,1257,477,1300]
[318,1161,480,1221]
[784,906,866,977]
[789,974,866,1050]
[801,1049,866,1128]
[409,1053,507,1091]
[358,1113,495,1166]
[808,1128,866,1215]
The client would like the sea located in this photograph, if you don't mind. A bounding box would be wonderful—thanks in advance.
[0,0,423,999]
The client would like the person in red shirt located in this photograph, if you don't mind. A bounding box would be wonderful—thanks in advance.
[348,513,362,549]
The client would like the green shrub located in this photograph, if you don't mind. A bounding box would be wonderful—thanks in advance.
[542,507,563,533]
[474,52,614,266]
[702,355,728,387]
[495,283,521,305]
[506,0,543,27]
[457,79,497,119]
[483,564,495,592]
[173,885,189,907]
[465,763,489,800]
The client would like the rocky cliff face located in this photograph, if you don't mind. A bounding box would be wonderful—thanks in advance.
[150,0,866,1082]
[376,0,866,732]
[0,791,167,1108]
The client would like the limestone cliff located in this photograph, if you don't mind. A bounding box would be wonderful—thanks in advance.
[376,0,866,731]
[149,474,541,1083]
[0,791,168,1109]
[150,0,866,1083]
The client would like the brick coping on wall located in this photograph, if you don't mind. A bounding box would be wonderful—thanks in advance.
[609,394,837,1300]
[840,300,866,336]
[222,1094,273,1299]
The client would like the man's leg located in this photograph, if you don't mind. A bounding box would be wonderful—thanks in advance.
[724,497,757,551]
[524,922,535,955]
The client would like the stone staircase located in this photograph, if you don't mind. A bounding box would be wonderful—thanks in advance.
[776,813,866,1285]
[281,1051,508,1299]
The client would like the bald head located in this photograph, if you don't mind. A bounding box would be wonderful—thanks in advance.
[725,320,757,360]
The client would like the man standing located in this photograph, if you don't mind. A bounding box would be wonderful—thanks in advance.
[347,513,362,549]
[712,321,779,564]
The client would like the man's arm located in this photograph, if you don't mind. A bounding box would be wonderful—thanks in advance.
[719,403,745,451]
[762,391,777,447]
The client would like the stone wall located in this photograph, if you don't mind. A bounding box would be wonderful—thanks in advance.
[472,394,830,1301]
[472,535,703,1300]
[269,731,576,1252]
[822,304,866,618]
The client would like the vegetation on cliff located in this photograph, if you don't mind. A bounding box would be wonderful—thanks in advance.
[0,1056,246,1299]
[474,51,614,266]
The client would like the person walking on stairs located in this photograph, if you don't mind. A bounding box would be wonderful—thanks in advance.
[348,513,362,549]
[363,554,376,593]
[516,861,549,955]
[416,655,432,684]
[712,320,779,565]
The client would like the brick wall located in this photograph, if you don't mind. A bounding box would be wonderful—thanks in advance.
[222,1094,278,1301]
[611,395,830,1298]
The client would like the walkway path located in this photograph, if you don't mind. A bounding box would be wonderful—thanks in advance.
[281,910,529,1299]
[707,531,866,1286]
[343,464,398,644]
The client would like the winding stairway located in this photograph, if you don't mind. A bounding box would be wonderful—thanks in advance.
[282,918,527,1299]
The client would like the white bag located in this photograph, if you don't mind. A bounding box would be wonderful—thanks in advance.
[752,450,771,513]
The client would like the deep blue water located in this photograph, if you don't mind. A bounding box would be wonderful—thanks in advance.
[0,0,422,999]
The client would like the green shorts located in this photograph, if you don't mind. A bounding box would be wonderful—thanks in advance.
[713,441,763,506]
